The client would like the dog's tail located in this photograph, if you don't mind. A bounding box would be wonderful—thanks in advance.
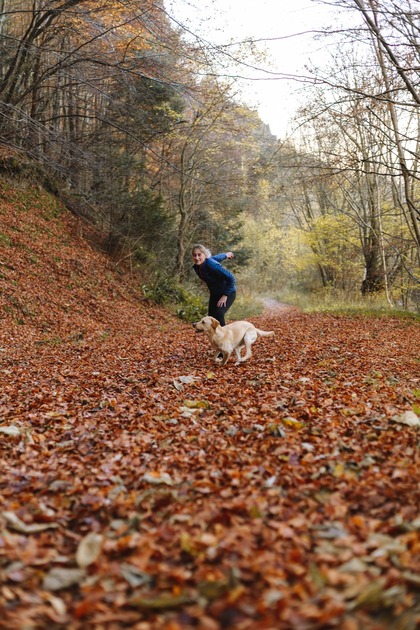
[255,329,275,338]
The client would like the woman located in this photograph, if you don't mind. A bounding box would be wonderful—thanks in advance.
[192,244,236,326]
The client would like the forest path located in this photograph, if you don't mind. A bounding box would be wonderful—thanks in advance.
[1,182,419,629]
[1,301,419,629]
[261,297,298,315]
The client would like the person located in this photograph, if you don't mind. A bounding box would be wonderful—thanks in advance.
[192,244,236,326]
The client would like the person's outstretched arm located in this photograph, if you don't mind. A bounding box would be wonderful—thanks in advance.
[212,252,234,262]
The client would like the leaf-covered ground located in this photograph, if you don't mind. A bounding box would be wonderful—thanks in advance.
[0,179,419,629]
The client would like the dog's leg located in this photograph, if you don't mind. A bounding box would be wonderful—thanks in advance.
[214,351,223,363]
[237,330,257,363]
[220,351,231,366]
[234,341,246,364]
[234,340,245,362]
[214,350,229,365]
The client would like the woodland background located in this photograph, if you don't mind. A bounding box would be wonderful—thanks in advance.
[0,0,419,312]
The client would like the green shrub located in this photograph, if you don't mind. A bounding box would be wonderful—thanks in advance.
[176,298,207,322]
[142,276,182,304]
[142,276,206,322]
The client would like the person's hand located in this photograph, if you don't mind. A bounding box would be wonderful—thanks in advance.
[226,252,234,259]
[217,295,228,307]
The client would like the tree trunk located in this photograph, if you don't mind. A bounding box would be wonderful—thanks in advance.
[176,144,188,282]
[366,0,420,254]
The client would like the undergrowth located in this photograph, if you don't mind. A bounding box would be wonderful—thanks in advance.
[277,288,420,321]
[142,277,206,322]
[142,276,265,323]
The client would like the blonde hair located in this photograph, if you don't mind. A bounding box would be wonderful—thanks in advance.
[192,243,211,258]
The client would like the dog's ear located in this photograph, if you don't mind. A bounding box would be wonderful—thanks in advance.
[211,317,219,330]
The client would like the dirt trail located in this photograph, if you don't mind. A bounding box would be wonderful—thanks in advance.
[261,297,298,314]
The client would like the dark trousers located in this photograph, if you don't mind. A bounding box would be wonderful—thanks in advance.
[208,291,236,326]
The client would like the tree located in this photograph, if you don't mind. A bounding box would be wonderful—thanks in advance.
[314,0,420,264]
[290,4,420,303]
[157,79,266,281]
[0,1,189,259]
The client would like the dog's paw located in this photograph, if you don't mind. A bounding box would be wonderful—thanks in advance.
[214,352,224,364]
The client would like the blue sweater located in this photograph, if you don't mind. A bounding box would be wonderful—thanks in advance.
[193,253,236,296]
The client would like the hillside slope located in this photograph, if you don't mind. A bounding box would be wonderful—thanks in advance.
[0,176,171,342]
[0,176,419,630]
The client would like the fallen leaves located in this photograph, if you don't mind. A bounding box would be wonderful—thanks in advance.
[43,567,86,591]
[2,511,59,534]
[392,410,420,427]
[1,182,420,628]
[76,532,104,568]
[142,471,176,486]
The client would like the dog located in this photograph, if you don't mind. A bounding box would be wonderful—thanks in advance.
[193,316,274,366]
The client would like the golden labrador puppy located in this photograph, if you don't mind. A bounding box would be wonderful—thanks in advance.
[193,316,274,366]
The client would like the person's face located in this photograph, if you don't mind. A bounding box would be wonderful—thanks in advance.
[193,249,206,265]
